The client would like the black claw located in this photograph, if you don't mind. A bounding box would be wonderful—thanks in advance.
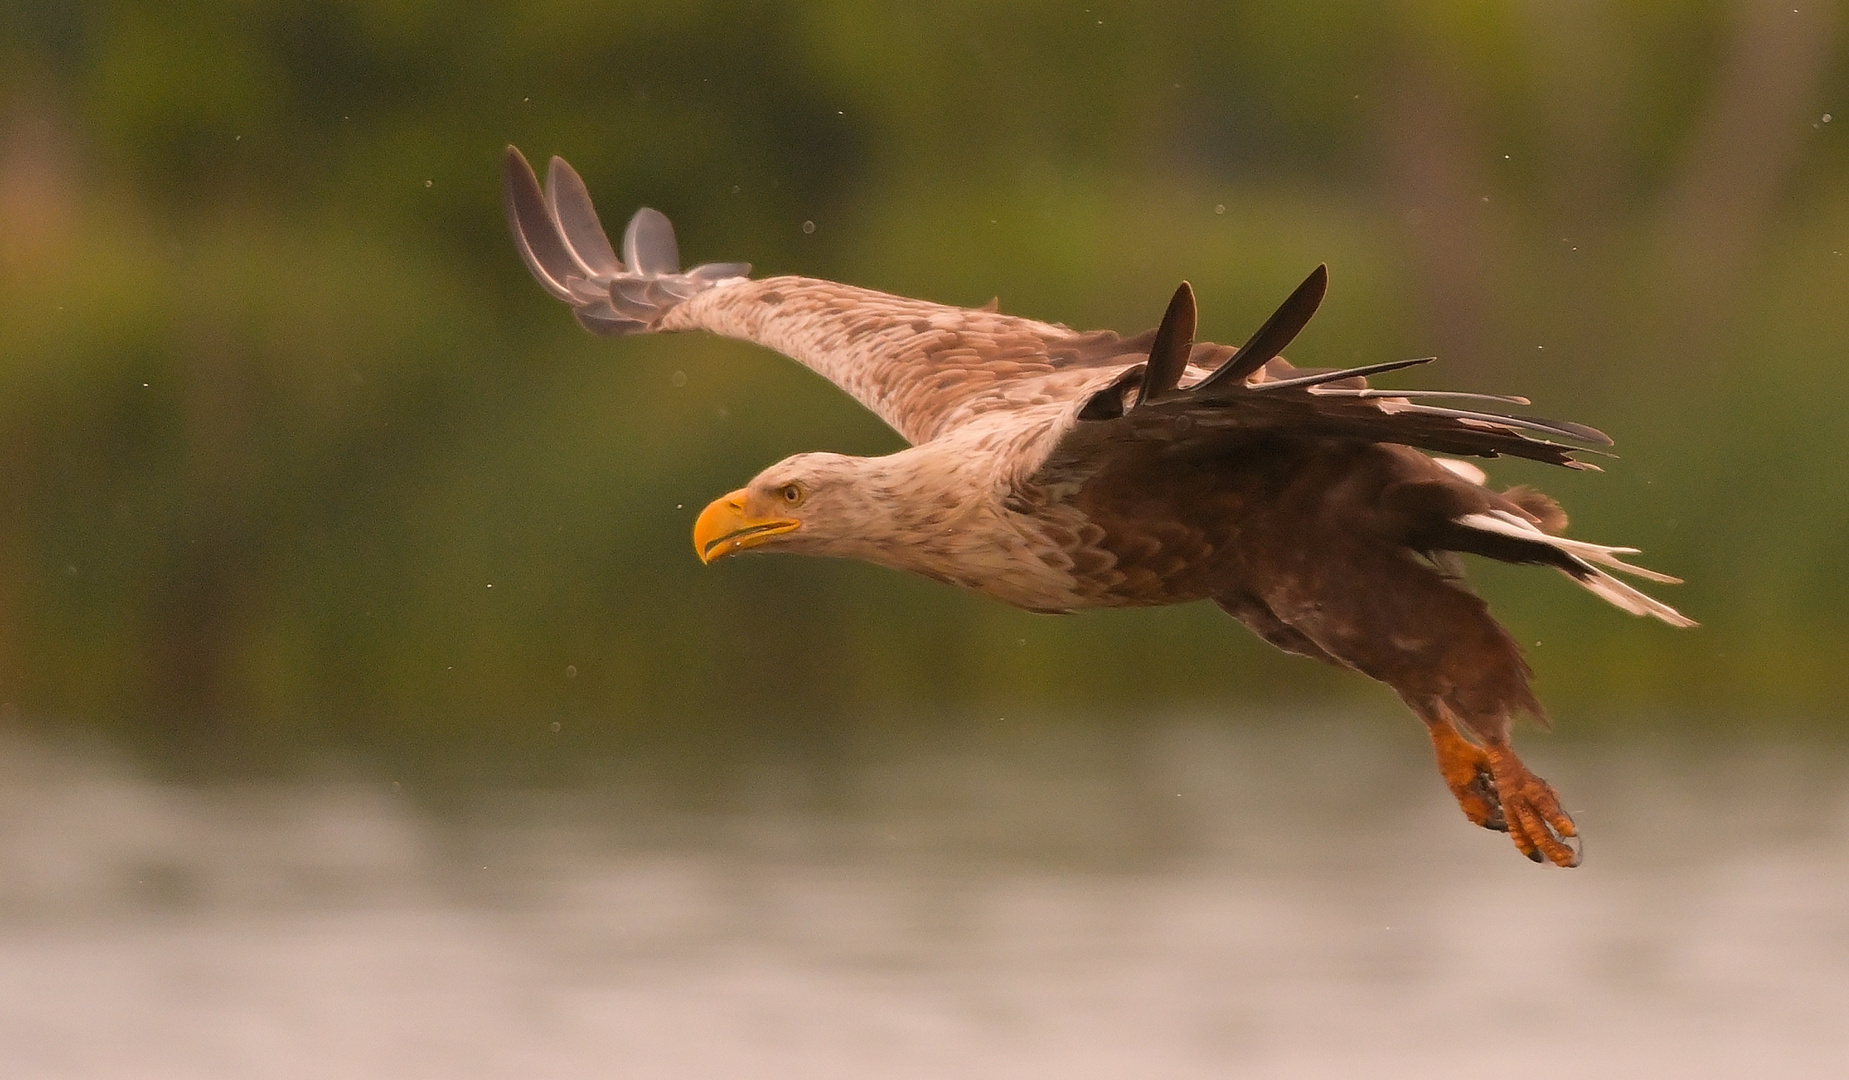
[1526,847,1546,864]
[1471,770,1507,831]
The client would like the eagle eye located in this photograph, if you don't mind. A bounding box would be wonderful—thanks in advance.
[779,483,804,505]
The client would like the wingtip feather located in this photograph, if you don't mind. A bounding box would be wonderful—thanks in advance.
[623,208,681,276]
[504,152,752,334]
[1195,264,1329,392]
[545,155,623,278]
[1135,281,1197,407]
[502,145,575,302]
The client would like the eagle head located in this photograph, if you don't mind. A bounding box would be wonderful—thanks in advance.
[693,452,874,563]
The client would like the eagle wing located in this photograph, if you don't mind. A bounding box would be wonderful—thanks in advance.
[507,149,1613,466]
[505,147,1150,445]
[1010,272,1616,499]
[1000,274,1691,627]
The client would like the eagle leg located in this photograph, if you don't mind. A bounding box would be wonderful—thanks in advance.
[1423,715,1507,833]
[1404,694,1577,864]
[1483,742,1581,866]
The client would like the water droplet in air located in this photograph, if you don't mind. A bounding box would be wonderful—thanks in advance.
[565,665,576,678]
[671,370,687,387]
[802,220,816,234]
[1214,204,1226,215]
[550,721,562,733]
[424,179,433,187]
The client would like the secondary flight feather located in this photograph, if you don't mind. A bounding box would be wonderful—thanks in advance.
[504,146,1693,867]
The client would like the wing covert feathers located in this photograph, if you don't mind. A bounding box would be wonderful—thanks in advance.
[503,147,750,336]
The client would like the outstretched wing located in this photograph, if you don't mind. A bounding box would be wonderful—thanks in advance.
[505,147,1149,444]
[1013,272,1617,498]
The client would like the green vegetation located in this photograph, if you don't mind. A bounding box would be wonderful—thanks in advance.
[0,2,1843,765]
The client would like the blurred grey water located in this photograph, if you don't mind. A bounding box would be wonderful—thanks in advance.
[0,716,1844,1078]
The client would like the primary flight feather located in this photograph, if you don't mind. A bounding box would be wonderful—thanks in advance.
[504,146,1693,867]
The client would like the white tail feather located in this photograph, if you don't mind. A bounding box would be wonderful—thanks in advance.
[1455,512,1696,627]
[1561,563,1698,627]
[1471,509,1683,583]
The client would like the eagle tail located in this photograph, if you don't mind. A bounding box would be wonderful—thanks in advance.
[1454,510,1696,627]
[503,146,751,336]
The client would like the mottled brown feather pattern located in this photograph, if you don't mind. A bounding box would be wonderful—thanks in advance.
[664,276,1130,443]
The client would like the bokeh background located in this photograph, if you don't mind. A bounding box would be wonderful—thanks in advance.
[1,3,1847,1077]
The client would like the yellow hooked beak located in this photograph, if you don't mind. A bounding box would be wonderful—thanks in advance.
[693,489,800,563]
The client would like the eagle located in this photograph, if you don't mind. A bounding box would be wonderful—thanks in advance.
[503,146,1693,867]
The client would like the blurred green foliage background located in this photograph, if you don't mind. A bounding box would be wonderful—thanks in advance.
[0,1,1843,769]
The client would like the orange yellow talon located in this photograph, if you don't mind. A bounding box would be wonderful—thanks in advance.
[1485,744,1581,868]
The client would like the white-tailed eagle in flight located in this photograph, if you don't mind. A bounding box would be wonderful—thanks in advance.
[504,146,1693,867]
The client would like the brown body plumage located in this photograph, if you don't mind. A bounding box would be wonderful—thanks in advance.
[504,147,1693,867]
